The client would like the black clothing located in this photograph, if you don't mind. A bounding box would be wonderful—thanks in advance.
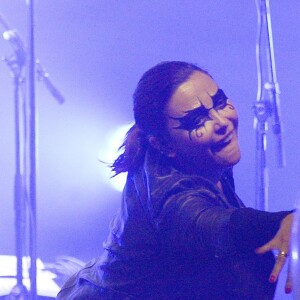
[57,150,290,299]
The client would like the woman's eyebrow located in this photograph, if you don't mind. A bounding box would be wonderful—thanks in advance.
[169,89,228,122]
[169,97,208,120]
[185,89,228,114]
[182,103,208,117]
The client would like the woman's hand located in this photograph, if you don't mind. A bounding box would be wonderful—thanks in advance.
[255,213,294,294]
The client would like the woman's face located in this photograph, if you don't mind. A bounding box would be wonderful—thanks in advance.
[165,71,241,173]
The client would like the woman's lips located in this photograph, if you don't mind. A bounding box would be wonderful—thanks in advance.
[211,132,234,153]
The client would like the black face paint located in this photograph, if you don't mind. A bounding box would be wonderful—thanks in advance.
[170,89,232,139]
[211,89,228,110]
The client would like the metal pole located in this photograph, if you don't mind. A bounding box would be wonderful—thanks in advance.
[26,0,37,299]
[254,0,285,211]
[254,0,269,211]
[2,5,64,298]
[264,0,285,168]
[0,13,29,299]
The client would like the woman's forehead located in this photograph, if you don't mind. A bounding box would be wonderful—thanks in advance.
[167,72,218,115]
[178,72,217,94]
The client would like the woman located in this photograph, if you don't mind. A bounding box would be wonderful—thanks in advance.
[57,61,293,299]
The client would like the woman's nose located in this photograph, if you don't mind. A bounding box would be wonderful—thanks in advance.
[210,110,229,134]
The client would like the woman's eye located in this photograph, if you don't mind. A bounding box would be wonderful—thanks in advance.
[212,89,228,110]
[193,117,208,128]
[188,115,211,131]
[182,119,204,131]
[214,97,228,110]
[171,105,210,132]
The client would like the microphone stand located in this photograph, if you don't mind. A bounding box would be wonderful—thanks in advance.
[1,5,65,299]
[254,0,285,211]
[26,1,37,299]
[0,14,29,300]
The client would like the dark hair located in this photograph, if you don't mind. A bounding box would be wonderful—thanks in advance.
[111,61,207,175]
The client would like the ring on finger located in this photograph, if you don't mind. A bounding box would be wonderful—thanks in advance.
[276,250,288,259]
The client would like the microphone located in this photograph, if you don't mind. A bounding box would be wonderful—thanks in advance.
[0,14,26,67]
[0,13,65,104]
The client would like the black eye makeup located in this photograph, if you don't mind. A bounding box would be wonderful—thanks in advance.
[169,89,231,138]
[211,89,228,110]
[170,105,212,138]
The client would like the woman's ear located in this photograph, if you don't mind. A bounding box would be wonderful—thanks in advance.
[148,136,176,158]
[148,136,160,151]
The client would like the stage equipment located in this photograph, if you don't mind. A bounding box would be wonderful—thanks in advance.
[254,0,285,211]
[0,4,65,299]
[0,255,59,299]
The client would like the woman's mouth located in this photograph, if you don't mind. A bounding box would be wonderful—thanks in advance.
[211,132,234,153]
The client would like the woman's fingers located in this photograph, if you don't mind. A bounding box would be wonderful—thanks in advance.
[269,250,289,283]
[285,259,293,294]
[254,213,294,290]
[255,241,274,254]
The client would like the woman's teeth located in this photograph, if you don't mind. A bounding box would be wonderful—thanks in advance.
[211,132,234,152]
[222,132,234,144]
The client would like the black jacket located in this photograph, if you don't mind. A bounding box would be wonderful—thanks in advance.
[57,149,290,299]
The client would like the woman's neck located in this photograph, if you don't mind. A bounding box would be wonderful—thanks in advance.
[170,156,225,184]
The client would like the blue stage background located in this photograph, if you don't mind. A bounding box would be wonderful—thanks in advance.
[0,1,299,298]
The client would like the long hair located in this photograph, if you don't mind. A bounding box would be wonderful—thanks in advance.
[111,61,207,175]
